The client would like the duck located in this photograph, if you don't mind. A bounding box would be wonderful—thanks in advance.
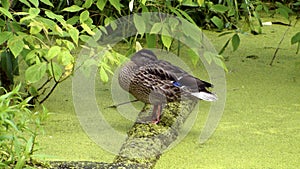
[118,49,217,123]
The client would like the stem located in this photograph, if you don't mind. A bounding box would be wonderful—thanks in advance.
[37,78,52,91]
[269,26,290,66]
[105,99,139,109]
[39,81,59,104]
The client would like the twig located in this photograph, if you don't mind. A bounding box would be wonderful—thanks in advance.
[269,26,290,66]
[105,99,139,109]
[39,81,59,104]
[37,78,52,91]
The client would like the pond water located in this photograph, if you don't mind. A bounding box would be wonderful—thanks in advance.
[37,16,300,168]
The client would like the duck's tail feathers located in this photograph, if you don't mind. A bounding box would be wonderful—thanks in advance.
[191,91,218,101]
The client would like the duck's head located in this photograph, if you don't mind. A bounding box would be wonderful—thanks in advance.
[131,49,157,65]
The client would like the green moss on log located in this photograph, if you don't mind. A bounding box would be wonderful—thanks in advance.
[49,100,197,169]
[114,100,197,168]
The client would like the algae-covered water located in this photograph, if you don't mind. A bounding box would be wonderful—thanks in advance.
[37,16,300,168]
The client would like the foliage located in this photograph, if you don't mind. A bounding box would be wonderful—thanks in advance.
[0,0,228,91]
[0,84,49,168]
[0,0,298,166]
[0,50,19,90]
[290,1,300,54]
[212,0,297,54]
[0,0,298,100]
[0,0,133,102]
[291,32,300,54]
[0,1,78,103]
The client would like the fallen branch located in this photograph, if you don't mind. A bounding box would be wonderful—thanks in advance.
[49,100,197,169]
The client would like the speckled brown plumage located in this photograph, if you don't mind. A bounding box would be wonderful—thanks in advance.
[118,49,217,123]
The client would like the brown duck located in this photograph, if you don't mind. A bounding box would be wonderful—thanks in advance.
[118,49,217,123]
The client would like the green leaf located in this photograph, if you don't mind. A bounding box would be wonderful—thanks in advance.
[96,0,107,11]
[28,85,38,96]
[210,4,229,13]
[197,0,205,7]
[45,11,64,23]
[99,25,107,34]
[4,119,19,131]
[93,29,102,41]
[276,2,293,13]
[188,49,200,66]
[211,16,224,30]
[181,0,198,7]
[276,8,289,20]
[7,35,24,57]
[62,5,83,12]
[228,8,236,17]
[256,4,263,11]
[40,0,54,7]
[15,156,26,169]
[1,0,10,9]
[66,16,79,25]
[100,66,108,82]
[169,18,179,32]
[29,21,43,34]
[176,8,196,25]
[83,0,93,8]
[48,62,62,80]
[168,6,182,18]
[231,34,240,51]
[28,0,39,7]
[109,0,122,14]
[29,7,40,16]
[69,27,79,46]
[25,50,38,64]
[134,14,146,35]
[81,23,95,35]
[0,31,13,45]
[141,0,146,5]
[80,10,90,23]
[54,24,64,36]
[146,34,156,48]
[0,7,13,19]
[203,51,214,64]
[62,40,75,50]
[213,55,228,72]
[30,25,42,34]
[46,46,61,60]
[161,26,172,50]
[57,49,74,65]
[25,62,47,83]
[38,17,56,30]
[79,35,90,42]
[150,22,163,34]
[291,32,300,44]
[25,136,34,155]
[19,0,31,7]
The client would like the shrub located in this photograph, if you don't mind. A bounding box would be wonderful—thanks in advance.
[0,84,49,168]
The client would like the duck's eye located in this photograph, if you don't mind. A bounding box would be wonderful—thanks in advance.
[173,81,181,87]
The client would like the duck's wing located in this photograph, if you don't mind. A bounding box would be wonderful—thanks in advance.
[142,60,188,81]
[143,60,213,89]
[140,60,217,101]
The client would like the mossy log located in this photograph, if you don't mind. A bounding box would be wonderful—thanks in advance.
[49,100,197,169]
